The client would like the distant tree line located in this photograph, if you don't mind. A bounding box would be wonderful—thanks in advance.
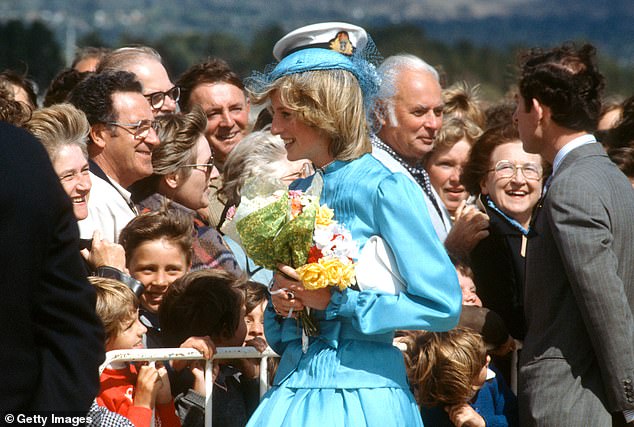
[1,20,632,103]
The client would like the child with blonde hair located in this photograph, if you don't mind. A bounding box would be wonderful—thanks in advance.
[403,327,518,427]
[90,276,181,427]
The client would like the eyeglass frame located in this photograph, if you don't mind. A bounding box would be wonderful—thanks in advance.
[144,86,181,110]
[487,160,543,181]
[180,160,215,175]
[280,162,315,182]
[106,119,158,140]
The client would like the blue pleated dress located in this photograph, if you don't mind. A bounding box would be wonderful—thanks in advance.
[247,154,462,427]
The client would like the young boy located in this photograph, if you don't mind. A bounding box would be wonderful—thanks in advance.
[90,276,181,427]
[402,327,518,427]
[119,210,194,348]
[159,269,253,427]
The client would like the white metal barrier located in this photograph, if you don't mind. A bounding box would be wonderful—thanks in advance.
[99,346,279,427]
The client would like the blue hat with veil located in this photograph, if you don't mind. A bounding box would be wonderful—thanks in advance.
[247,22,383,122]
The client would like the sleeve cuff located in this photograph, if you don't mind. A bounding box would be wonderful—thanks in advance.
[325,288,358,319]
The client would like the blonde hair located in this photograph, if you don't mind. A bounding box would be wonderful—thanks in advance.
[24,103,89,162]
[431,116,483,153]
[249,69,370,161]
[89,276,138,341]
[442,81,486,128]
[402,327,487,407]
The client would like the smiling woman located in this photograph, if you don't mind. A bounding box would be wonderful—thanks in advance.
[129,106,241,276]
[24,103,92,220]
[424,116,482,218]
[461,122,545,343]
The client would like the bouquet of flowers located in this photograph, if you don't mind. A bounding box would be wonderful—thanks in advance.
[296,204,357,292]
[224,174,358,342]
[223,175,321,271]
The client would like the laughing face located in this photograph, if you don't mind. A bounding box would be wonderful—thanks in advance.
[481,141,543,228]
[128,238,189,314]
[188,82,250,166]
[53,144,92,220]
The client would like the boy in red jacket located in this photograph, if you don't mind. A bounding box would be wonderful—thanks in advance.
[91,276,181,427]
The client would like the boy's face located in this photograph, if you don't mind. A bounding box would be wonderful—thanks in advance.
[472,354,491,391]
[106,310,147,352]
[245,301,266,341]
[128,238,189,313]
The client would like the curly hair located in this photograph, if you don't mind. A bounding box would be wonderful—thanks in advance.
[159,269,246,347]
[68,71,142,127]
[176,58,245,111]
[0,83,32,126]
[250,69,370,161]
[43,68,92,107]
[402,327,487,408]
[0,69,38,109]
[518,43,604,132]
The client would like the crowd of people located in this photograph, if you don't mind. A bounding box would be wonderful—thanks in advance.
[1,20,633,427]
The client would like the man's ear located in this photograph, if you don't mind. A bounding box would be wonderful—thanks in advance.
[90,124,108,149]
[532,98,546,122]
[164,172,180,189]
[374,100,388,128]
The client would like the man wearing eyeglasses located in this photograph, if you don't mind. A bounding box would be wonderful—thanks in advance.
[98,46,179,116]
[69,71,160,244]
[514,44,634,427]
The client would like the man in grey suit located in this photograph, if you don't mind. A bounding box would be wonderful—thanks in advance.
[514,43,634,426]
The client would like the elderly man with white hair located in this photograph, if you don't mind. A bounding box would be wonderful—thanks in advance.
[373,54,489,260]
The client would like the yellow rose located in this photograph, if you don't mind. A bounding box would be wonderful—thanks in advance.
[319,258,341,286]
[338,262,356,290]
[315,205,334,226]
[297,262,329,290]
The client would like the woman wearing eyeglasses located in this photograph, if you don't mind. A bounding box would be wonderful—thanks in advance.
[461,121,546,345]
[130,105,241,275]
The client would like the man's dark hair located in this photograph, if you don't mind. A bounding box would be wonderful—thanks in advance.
[176,58,244,111]
[43,68,92,107]
[518,43,604,132]
[68,71,142,126]
[159,269,245,347]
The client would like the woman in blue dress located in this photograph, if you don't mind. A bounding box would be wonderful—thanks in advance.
[245,22,462,427]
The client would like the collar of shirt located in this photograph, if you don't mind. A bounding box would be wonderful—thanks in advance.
[551,133,597,175]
